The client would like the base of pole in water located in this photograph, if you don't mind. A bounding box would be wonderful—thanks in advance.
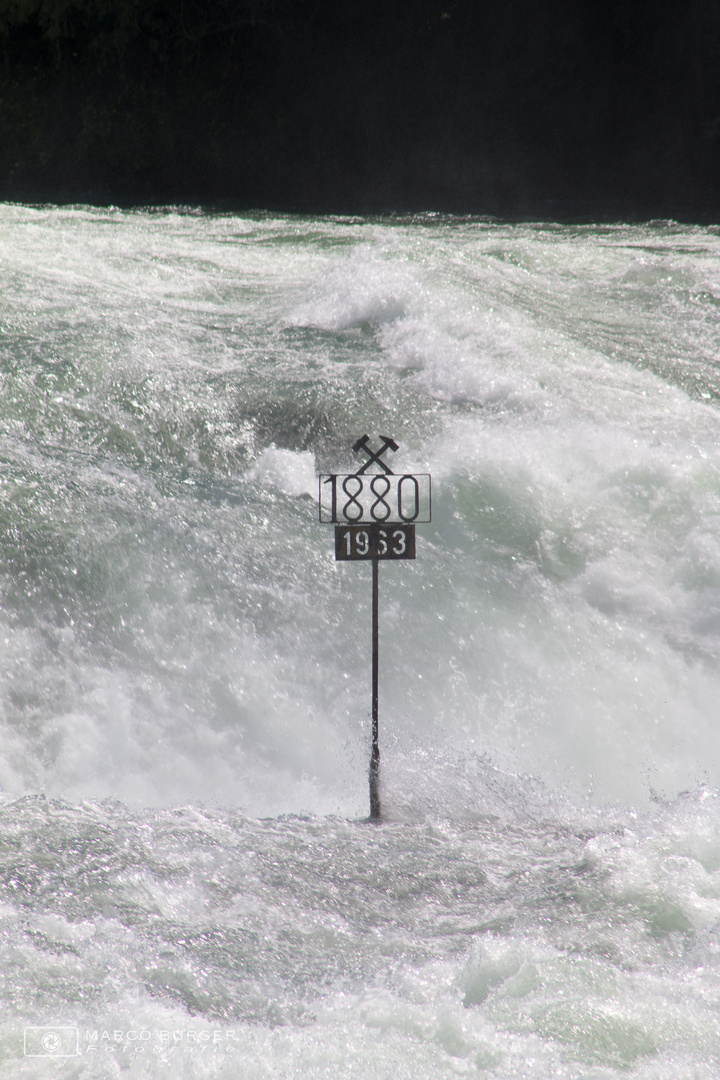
[369,750,381,821]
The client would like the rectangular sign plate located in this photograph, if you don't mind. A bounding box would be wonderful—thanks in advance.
[335,524,416,560]
[320,474,431,524]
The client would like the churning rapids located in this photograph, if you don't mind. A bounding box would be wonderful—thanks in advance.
[1,205,720,1078]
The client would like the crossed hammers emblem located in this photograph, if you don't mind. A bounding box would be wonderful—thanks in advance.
[352,435,399,475]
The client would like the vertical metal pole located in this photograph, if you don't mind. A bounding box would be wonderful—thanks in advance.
[369,556,381,820]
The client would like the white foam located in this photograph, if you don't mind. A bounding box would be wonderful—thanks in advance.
[246,446,317,497]
[287,245,417,330]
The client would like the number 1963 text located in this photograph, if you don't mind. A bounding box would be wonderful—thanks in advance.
[334,524,416,560]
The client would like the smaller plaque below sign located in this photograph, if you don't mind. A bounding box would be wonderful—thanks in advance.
[335,523,416,560]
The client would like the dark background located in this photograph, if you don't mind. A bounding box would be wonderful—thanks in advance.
[1,0,719,219]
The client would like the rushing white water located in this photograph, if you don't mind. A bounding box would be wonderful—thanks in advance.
[1,205,720,1078]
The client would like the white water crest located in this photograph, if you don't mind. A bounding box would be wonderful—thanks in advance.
[1,205,720,1078]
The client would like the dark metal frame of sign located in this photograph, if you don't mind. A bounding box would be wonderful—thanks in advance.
[319,435,431,821]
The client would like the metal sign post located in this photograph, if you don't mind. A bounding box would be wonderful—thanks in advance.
[319,436,431,821]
